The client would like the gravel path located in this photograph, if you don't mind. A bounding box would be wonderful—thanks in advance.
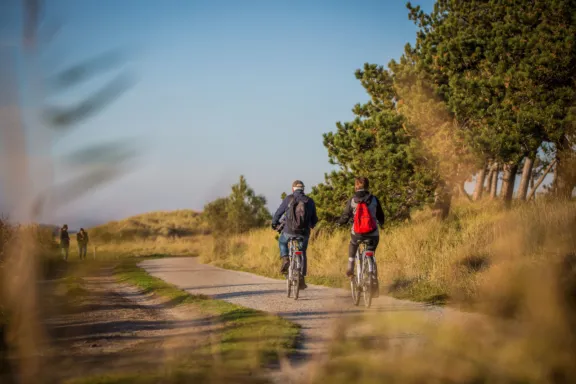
[44,267,219,382]
[140,257,474,382]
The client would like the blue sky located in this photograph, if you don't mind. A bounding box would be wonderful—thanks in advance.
[3,0,435,227]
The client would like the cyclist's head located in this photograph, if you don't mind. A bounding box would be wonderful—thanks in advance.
[80,228,84,232]
[292,180,304,192]
[62,224,68,230]
[354,177,369,191]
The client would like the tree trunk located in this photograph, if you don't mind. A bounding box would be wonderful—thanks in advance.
[490,163,499,199]
[485,164,494,195]
[432,181,452,220]
[472,164,487,201]
[554,134,576,199]
[516,156,534,201]
[458,180,472,201]
[528,159,557,200]
[500,163,518,208]
[530,157,540,190]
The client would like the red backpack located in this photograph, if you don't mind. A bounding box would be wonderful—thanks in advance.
[353,196,377,234]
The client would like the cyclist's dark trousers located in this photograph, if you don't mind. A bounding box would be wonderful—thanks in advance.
[349,234,379,259]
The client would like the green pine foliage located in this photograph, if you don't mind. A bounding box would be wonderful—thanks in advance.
[407,0,576,197]
[310,64,437,224]
[203,176,271,234]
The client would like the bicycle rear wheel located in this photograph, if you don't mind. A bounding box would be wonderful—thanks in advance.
[362,257,373,308]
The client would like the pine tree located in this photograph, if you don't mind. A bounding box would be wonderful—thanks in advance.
[202,198,229,233]
[389,45,478,216]
[310,64,436,224]
[203,176,270,234]
[228,175,270,233]
[407,0,576,201]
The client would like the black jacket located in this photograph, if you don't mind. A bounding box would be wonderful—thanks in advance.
[272,190,318,236]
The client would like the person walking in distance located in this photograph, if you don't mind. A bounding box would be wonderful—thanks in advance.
[337,177,385,293]
[60,224,70,261]
[271,180,318,290]
[77,228,89,260]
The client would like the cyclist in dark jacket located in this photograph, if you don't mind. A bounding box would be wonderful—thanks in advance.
[337,177,385,277]
[271,180,318,289]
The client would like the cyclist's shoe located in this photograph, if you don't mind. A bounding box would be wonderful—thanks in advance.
[346,260,354,277]
[299,277,307,290]
[280,257,289,274]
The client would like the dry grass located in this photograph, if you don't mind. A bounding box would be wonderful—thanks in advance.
[306,200,576,383]
[200,199,576,306]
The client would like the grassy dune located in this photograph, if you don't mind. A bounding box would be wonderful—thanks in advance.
[200,199,576,306]
[89,210,208,242]
[85,210,210,258]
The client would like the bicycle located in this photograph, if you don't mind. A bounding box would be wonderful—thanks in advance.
[286,236,305,300]
[350,239,378,308]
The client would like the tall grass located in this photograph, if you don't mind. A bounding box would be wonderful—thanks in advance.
[201,200,576,306]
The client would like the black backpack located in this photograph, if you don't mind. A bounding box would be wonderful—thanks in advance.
[286,194,309,233]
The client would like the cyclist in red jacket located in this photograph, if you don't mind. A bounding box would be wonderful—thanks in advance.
[337,177,385,277]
